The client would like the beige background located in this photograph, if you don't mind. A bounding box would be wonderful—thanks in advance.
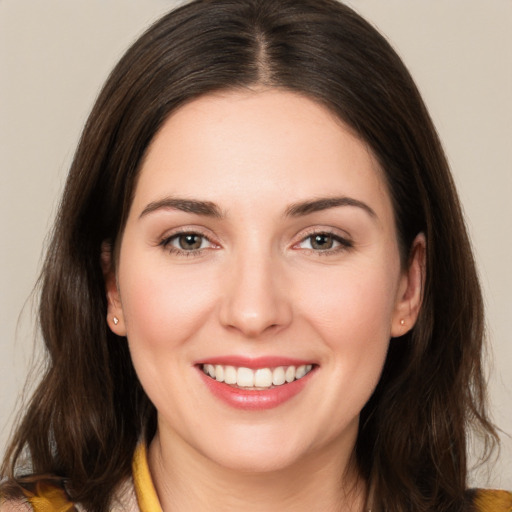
[1,0,510,487]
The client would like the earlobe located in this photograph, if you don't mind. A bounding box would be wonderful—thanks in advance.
[101,240,127,336]
[391,233,426,337]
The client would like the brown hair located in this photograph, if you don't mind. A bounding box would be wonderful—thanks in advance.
[1,1,497,510]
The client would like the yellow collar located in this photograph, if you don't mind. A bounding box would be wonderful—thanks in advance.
[130,443,512,512]
[132,443,163,512]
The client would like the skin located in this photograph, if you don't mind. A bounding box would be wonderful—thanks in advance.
[105,89,425,511]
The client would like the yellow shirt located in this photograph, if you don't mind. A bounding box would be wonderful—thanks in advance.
[2,444,511,511]
[131,443,161,512]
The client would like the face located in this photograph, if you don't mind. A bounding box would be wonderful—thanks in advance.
[106,89,423,474]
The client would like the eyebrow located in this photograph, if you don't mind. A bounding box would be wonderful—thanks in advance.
[285,196,376,218]
[139,197,224,219]
[139,195,376,221]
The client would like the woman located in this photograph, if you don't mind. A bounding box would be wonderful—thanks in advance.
[0,0,509,510]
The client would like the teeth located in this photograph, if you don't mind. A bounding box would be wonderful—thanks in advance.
[224,365,237,384]
[295,365,306,379]
[237,367,254,387]
[215,365,224,382]
[202,363,314,389]
[272,366,286,386]
[254,368,272,387]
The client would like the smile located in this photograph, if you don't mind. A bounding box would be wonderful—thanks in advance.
[201,364,314,389]
[198,359,317,410]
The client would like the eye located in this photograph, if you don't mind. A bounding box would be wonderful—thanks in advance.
[160,231,215,254]
[174,233,208,250]
[296,232,352,252]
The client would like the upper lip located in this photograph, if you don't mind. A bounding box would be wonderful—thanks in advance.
[194,355,317,369]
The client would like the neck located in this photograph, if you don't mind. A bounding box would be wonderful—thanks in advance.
[148,430,367,512]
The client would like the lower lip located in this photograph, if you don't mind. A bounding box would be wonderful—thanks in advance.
[198,368,315,410]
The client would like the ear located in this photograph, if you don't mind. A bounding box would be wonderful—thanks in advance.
[100,240,127,336]
[391,233,426,337]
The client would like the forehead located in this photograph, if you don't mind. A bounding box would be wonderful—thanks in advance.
[132,89,392,222]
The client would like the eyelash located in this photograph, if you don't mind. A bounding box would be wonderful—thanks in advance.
[158,229,353,257]
[159,230,216,257]
[294,230,353,255]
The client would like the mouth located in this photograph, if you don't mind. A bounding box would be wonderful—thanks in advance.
[196,358,317,410]
[201,363,314,390]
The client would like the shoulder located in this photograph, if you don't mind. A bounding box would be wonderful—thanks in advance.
[467,489,512,512]
[0,498,32,512]
[0,480,30,512]
[1,473,139,512]
[0,476,78,512]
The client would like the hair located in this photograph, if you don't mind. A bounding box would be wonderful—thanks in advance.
[1,0,498,511]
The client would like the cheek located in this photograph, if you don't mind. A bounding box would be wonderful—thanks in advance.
[297,259,399,390]
[117,261,221,415]
[119,259,218,354]
[301,262,398,338]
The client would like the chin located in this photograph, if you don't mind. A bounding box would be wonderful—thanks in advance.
[205,444,306,474]
[190,424,312,474]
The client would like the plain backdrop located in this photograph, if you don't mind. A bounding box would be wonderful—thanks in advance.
[1,0,511,488]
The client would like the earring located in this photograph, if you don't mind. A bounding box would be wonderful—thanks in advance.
[400,319,405,326]
[113,316,119,325]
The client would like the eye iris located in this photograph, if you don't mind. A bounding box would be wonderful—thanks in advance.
[179,234,202,250]
[311,234,333,250]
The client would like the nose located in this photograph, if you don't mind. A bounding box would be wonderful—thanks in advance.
[219,250,293,338]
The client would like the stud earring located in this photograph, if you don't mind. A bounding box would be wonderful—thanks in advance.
[400,319,405,326]
[113,316,119,325]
